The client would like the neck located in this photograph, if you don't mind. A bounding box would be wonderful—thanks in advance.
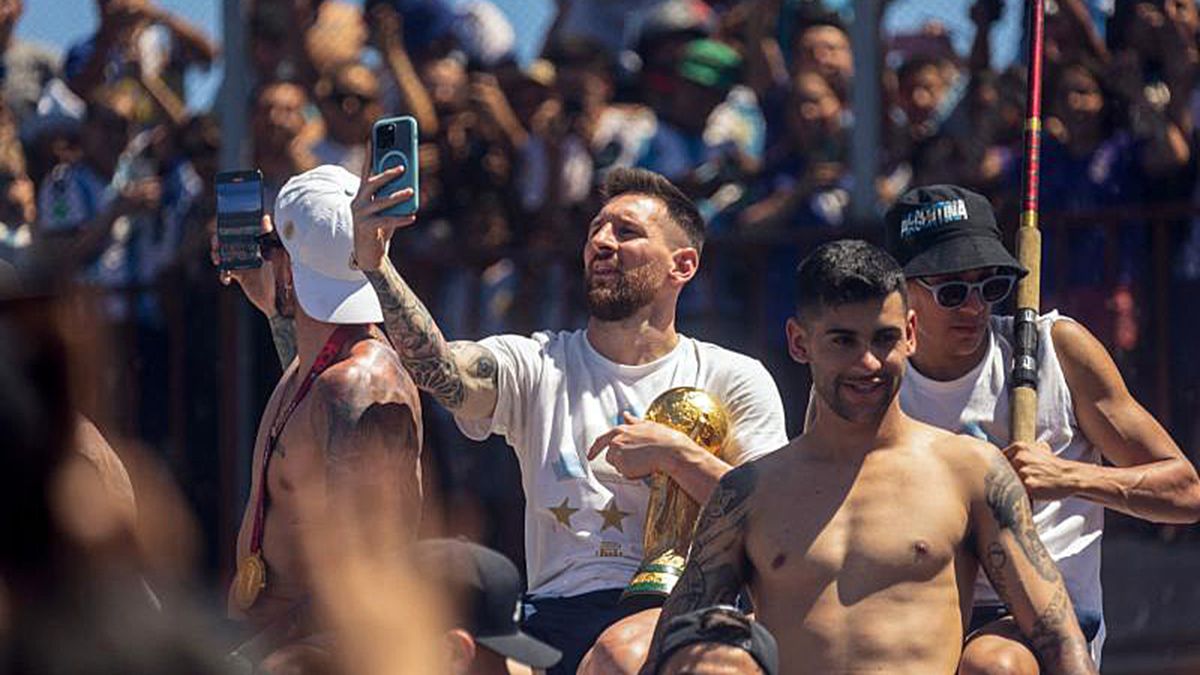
[293,311,369,372]
[807,396,908,459]
[910,329,990,381]
[585,302,679,365]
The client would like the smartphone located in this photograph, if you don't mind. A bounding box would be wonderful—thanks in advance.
[215,169,265,271]
[371,116,419,217]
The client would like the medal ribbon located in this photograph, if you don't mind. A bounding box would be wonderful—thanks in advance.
[249,325,359,555]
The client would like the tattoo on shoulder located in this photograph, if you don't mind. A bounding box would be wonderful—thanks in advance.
[451,341,498,384]
[984,453,1060,582]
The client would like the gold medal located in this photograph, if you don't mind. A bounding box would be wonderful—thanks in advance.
[233,552,267,611]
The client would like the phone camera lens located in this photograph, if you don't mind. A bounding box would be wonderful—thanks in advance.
[378,123,396,148]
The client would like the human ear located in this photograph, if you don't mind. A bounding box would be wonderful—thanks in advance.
[670,247,699,284]
[445,629,477,675]
[786,316,812,364]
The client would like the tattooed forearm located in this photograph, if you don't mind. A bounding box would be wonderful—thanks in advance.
[268,314,297,368]
[1028,587,1098,675]
[362,260,496,410]
[985,453,1060,582]
[642,464,758,673]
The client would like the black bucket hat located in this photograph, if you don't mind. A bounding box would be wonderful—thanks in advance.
[884,184,1027,279]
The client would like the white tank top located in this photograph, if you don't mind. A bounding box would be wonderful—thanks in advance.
[900,311,1105,628]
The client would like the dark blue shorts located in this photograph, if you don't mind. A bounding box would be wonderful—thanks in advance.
[968,604,1103,644]
[521,589,647,675]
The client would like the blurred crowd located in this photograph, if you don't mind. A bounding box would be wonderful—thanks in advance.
[2,0,1200,597]
[3,0,1200,672]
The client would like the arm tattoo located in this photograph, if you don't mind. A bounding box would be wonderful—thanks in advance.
[984,453,1060,582]
[982,453,1098,674]
[362,261,496,410]
[1028,586,1096,675]
[268,314,297,368]
[643,464,758,672]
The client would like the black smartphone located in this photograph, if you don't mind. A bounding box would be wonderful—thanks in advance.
[371,116,419,217]
[215,169,265,271]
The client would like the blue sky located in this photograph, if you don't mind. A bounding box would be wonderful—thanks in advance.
[16,0,1019,110]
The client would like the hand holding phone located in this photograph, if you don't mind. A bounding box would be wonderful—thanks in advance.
[212,212,280,317]
[216,169,265,271]
[371,116,419,217]
[351,118,421,271]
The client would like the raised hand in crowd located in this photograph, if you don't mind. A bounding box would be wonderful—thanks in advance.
[369,1,439,137]
[470,71,529,150]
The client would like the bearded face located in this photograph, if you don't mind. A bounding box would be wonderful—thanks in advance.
[811,365,902,425]
[584,257,669,322]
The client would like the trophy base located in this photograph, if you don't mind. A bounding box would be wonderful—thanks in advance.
[620,552,685,607]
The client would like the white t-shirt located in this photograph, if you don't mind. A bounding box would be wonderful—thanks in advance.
[456,329,788,599]
[900,311,1106,659]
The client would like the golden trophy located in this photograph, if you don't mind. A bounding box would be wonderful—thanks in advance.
[622,386,730,605]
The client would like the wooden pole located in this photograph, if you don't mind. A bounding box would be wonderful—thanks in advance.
[1011,0,1046,443]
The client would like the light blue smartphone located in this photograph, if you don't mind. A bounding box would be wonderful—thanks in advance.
[371,115,419,217]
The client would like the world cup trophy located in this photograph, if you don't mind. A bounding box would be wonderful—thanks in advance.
[622,386,730,605]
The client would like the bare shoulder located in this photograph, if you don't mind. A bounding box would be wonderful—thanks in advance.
[309,339,421,452]
[1050,317,1124,397]
[918,421,1002,486]
[315,338,419,409]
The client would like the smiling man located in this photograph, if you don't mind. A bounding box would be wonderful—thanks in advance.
[643,240,1098,675]
[351,165,788,674]
[884,185,1200,674]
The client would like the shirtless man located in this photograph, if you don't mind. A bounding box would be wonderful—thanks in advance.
[643,240,1097,675]
[220,165,423,672]
[881,184,1200,673]
[351,164,787,674]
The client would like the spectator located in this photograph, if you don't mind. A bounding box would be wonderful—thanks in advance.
[364,0,439,136]
[250,80,317,207]
[1039,56,1189,348]
[652,606,778,675]
[739,67,847,234]
[0,0,61,128]
[789,11,853,98]
[34,89,161,302]
[64,0,217,117]
[312,62,381,174]
[413,539,562,675]
[634,39,760,204]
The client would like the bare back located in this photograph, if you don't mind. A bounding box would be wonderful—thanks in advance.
[745,425,977,674]
[230,334,423,629]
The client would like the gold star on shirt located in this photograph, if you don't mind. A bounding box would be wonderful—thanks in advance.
[548,498,580,528]
[597,498,632,533]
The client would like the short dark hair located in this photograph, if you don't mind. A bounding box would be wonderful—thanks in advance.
[795,239,907,320]
[600,168,706,250]
[898,54,941,84]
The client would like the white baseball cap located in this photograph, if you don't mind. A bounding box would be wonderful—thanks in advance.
[274,165,383,325]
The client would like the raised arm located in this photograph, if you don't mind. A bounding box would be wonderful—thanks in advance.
[1004,320,1200,523]
[972,449,1097,675]
[350,162,499,420]
[211,215,297,369]
[370,4,439,137]
[641,463,758,674]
